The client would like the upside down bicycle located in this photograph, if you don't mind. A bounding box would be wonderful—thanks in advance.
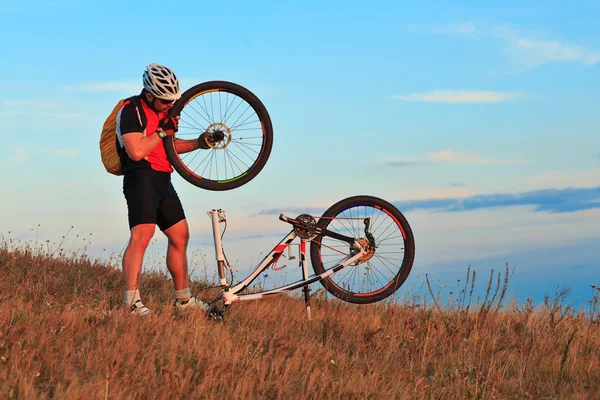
[162,81,415,318]
[205,195,415,320]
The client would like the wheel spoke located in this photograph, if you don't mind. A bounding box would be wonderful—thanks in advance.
[230,138,260,157]
[194,97,214,126]
[314,201,412,299]
[171,88,269,185]
[222,96,245,127]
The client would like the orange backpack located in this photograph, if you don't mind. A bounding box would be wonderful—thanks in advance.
[99,96,145,175]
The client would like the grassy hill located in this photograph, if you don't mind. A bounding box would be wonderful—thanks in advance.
[1,242,599,399]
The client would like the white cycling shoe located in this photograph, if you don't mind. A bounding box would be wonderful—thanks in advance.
[129,300,151,317]
[174,296,210,312]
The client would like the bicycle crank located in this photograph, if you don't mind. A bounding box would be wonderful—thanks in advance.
[293,214,318,240]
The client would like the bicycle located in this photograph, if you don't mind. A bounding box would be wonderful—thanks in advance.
[205,195,415,320]
[163,82,416,318]
[165,81,273,191]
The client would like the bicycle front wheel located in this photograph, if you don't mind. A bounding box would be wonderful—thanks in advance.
[165,81,273,191]
[310,196,415,304]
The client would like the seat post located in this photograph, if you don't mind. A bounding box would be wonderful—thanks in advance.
[208,209,228,287]
[299,240,312,321]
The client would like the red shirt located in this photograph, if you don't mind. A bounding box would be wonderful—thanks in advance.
[116,95,174,173]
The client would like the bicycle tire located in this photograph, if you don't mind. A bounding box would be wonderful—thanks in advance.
[310,195,415,304]
[164,81,273,191]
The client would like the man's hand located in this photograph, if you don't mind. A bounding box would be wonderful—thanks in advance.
[197,131,225,149]
[197,132,211,149]
[159,116,179,135]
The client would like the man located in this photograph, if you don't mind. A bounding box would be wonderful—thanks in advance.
[117,63,207,316]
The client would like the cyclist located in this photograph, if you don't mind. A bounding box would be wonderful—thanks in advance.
[117,63,207,316]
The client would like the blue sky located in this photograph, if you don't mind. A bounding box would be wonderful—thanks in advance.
[1,1,598,307]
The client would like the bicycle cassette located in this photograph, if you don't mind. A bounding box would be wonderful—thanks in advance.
[353,238,376,264]
[294,214,317,240]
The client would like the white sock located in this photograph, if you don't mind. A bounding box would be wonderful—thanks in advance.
[125,290,141,306]
[175,288,191,302]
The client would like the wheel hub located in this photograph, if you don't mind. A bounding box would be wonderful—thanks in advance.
[353,238,375,264]
[204,123,232,149]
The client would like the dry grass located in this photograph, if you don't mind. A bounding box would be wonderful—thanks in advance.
[1,239,599,399]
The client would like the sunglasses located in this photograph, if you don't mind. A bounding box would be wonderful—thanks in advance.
[156,98,174,105]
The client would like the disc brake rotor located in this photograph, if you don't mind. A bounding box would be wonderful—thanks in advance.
[205,122,232,149]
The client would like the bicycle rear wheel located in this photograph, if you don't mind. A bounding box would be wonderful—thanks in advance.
[164,81,273,191]
[310,196,415,304]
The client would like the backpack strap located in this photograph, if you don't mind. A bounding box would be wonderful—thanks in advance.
[115,96,148,172]
[127,95,147,133]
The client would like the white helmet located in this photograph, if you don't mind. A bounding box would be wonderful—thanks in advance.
[142,63,181,101]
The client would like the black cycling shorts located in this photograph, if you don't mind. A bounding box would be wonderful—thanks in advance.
[123,169,186,231]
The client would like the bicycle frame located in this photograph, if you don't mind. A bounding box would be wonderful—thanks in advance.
[207,209,369,307]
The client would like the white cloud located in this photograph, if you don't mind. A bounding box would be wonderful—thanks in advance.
[403,185,476,201]
[406,22,479,36]
[2,99,62,109]
[410,206,600,267]
[428,150,520,165]
[389,150,521,166]
[3,149,27,164]
[68,78,268,96]
[44,112,84,118]
[1,147,79,164]
[410,22,600,67]
[0,98,82,118]
[0,110,83,118]
[393,91,522,104]
[66,78,274,100]
[0,110,27,115]
[510,37,600,67]
[528,167,600,189]
[71,81,140,93]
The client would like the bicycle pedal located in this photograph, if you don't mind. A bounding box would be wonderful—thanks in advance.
[207,306,225,322]
[208,314,224,322]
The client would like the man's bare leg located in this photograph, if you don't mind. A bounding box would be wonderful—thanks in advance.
[163,219,190,291]
[122,223,156,291]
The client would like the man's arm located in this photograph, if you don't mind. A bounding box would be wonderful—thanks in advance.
[119,103,176,161]
[122,131,165,161]
[174,138,202,154]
